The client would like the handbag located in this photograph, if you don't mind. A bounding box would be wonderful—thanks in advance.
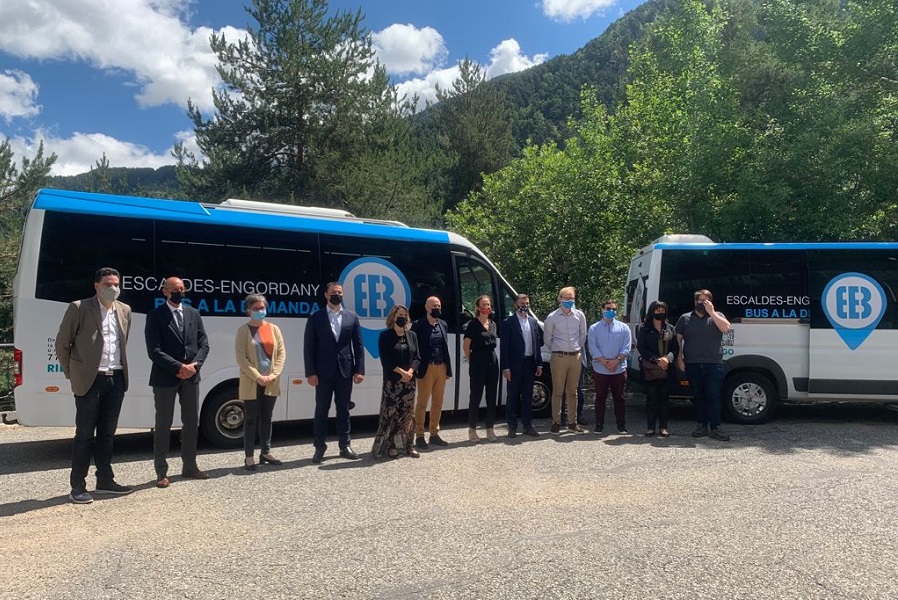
[641,358,667,381]
[641,325,670,381]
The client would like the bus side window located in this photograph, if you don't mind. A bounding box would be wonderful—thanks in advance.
[455,255,497,333]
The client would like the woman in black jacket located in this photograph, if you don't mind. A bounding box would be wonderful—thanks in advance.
[636,301,679,437]
[372,304,422,459]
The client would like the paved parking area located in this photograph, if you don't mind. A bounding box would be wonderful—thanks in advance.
[1,397,897,599]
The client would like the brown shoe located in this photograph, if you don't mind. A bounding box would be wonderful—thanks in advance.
[182,468,209,480]
[156,476,170,488]
[568,423,584,433]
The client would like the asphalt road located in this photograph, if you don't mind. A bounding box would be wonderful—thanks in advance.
[1,396,897,600]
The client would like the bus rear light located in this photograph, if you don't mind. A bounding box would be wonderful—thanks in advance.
[13,347,22,387]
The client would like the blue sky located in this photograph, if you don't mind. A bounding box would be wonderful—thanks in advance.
[0,0,647,176]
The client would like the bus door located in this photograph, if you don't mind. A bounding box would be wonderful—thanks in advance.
[807,251,898,398]
[452,254,500,412]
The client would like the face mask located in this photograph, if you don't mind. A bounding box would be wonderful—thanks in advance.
[251,309,266,320]
[517,305,529,314]
[561,300,575,310]
[99,286,120,303]
[168,291,184,305]
[430,308,442,319]
[695,302,706,313]
[395,316,408,327]
[603,309,616,320]
[479,307,491,316]
[329,294,343,306]
[653,313,666,321]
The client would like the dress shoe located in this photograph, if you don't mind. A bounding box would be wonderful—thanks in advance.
[244,457,257,471]
[709,428,730,441]
[339,446,360,460]
[568,423,585,433]
[692,424,709,438]
[415,436,429,450]
[156,476,170,488]
[507,428,517,439]
[550,423,561,434]
[523,427,540,437]
[259,453,283,465]
[182,468,209,480]
[312,447,326,464]
[406,447,420,458]
[429,435,449,447]
[593,424,604,434]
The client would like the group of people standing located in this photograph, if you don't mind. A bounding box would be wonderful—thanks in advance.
[56,267,731,505]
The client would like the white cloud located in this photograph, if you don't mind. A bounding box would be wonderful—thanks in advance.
[0,0,245,112]
[8,130,176,176]
[371,23,448,76]
[542,0,618,22]
[0,70,40,122]
[397,38,548,110]
[484,39,549,79]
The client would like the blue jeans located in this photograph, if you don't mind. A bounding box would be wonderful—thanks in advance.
[685,363,724,428]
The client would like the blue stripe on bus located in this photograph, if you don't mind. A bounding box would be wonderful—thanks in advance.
[654,242,898,250]
[33,188,450,244]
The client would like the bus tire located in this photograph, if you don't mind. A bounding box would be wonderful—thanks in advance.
[200,386,244,448]
[532,378,551,418]
[723,372,777,424]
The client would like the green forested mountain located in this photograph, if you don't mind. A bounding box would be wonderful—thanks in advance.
[47,165,181,198]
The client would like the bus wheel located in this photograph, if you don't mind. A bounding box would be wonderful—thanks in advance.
[723,373,777,424]
[532,379,551,418]
[201,387,244,448]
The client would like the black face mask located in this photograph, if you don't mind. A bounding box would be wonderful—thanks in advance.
[430,308,442,319]
[517,305,529,314]
[168,291,184,305]
[395,316,408,327]
[653,313,666,321]
[695,302,706,313]
[329,294,343,306]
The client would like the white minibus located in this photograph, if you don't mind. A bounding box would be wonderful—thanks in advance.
[13,189,526,446]
[625,234,898,423]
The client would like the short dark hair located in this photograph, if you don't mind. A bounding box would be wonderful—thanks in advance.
[694,289,713,301]
[603,298,618,308]
[95,267,120,283]
[515,294,530,303]
[325,281,342,294]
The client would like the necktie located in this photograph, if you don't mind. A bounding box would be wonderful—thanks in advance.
[174,309,184,332]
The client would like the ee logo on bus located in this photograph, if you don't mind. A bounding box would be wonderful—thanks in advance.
[339,257,411,358]
[822,272,886,350]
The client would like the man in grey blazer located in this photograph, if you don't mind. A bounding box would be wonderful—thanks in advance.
[56,267,134,504]
[145,276,210,487]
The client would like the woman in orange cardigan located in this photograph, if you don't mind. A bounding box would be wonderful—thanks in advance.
[235,293,286,470]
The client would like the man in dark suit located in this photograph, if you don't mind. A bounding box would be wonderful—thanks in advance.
[411,296,452,449]
[56,267,133,504]
[304,282,365,464]
[145,276,210,487]
[500,293,543,438]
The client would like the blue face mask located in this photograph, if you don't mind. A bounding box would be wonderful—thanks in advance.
[603,309,617,320]
[251,309,266,320]
[561,300,575,310]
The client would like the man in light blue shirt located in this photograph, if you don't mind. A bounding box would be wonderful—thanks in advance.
[587,299,632,434]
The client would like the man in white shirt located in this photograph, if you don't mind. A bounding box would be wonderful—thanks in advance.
[542,286,588,433]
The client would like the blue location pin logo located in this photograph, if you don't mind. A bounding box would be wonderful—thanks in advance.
[821,272,886,350]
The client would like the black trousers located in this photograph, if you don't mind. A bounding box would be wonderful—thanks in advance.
[645,379,670,429]
[313,376,353,449]
[244,385,277,456]
[71,371,125,489]
[506,356,536,430]
[468,351,499,428]
[153,380,199,477]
